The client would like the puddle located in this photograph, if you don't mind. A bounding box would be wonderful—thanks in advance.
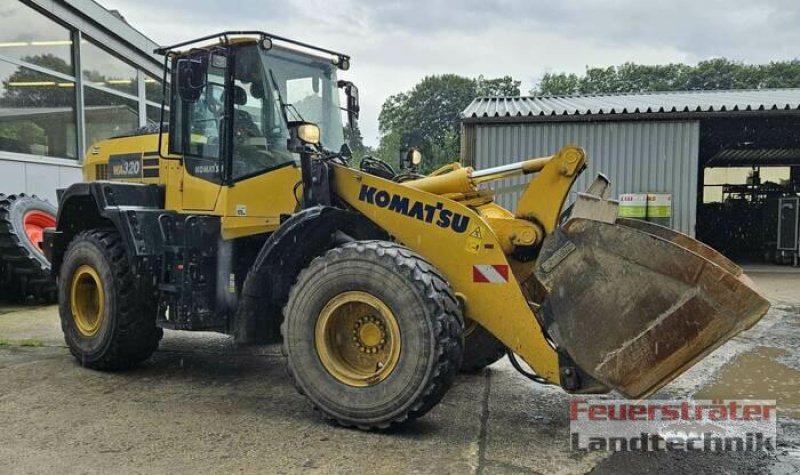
[695,347,800,418]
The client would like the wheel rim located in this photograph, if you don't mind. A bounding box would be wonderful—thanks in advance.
[70,265,105,337]
[315,291,402,387]
[23,210,56,252]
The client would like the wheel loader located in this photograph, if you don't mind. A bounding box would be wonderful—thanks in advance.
[43,31,770,430]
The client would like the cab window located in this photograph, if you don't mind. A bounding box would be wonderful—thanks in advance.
[170,50,227,183]
[231,45,295,180]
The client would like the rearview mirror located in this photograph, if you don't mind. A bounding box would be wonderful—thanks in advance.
[337,80,360,129]
[176,56,206,102]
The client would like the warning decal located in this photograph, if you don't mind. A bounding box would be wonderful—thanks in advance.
[472,265,509,284]
[465,225,484,254]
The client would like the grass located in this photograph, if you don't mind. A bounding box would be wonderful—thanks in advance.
[0,338,44,347]
[18,339,43,347]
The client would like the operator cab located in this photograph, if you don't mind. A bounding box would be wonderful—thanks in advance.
[160,32,358,185]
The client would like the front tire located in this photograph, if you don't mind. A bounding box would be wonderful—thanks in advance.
[59,230,161,370]
[282,241,463,430]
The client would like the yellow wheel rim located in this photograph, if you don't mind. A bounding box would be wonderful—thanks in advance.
[70,265,105,337]
[315,291,401,387]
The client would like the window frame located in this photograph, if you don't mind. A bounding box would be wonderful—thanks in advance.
[0,1,166,163]
[0,1,79,160]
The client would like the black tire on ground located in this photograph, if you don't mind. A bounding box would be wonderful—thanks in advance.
[59,229,161,370]
[282,240,464,430]
[0,193,57,303]
[460,320,507,373]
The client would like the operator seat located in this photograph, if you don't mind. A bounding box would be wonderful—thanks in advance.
[224,85,261,139]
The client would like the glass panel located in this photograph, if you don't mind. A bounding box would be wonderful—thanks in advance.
[0,59,76,158]
[170,51,227,184]
[231,45,295,180]
[81,39,138,95]
[146,105,162,125]
[83,87,139,148]
[0,1,73,75]
[263,47,344,151]
[145,73,168,105]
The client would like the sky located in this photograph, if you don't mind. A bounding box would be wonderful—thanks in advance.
[98,0,800,146]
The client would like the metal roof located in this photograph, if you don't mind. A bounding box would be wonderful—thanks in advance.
[706,148,800,167]
[461,89,800,122]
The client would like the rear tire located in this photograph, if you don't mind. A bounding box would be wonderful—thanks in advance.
[0,194,57,303]
[282,240,463,430]
[59,229,161,370]
[460,320,507,373]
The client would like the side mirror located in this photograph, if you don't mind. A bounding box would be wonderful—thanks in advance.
[287,121,321,153]
[176,57,206,102]
[337,80,360,129]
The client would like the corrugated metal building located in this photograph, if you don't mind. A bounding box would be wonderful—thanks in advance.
[461,89,800,237]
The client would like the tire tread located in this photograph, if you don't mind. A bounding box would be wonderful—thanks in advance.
[282,240,464,430]
[0,193,57,302]
[61,229,160,370]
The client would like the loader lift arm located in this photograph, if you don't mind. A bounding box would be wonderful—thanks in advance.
[329,145,770,397]
[330,147,591,388]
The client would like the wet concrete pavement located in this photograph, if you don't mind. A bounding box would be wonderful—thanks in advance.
[0,267,799,474]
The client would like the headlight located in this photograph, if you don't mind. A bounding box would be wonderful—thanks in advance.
[406,148,422,167]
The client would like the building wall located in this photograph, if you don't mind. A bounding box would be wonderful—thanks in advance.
[469,120,700,235]
[0,0,162,201]
[0,154,81,203]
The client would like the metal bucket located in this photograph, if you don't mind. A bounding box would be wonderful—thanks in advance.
[533,215,770,398]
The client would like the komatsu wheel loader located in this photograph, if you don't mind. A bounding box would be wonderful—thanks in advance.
[44,32,770,430]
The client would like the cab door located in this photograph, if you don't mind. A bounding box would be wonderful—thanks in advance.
[220,45,301,238]
[170,49,229,212]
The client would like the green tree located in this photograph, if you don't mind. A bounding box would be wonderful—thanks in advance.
[476,75,521,96]
[377,74,521,171]
[344,123,372,167]
[531,59,800,95]
[535,72,581,95]
[375,129,404,170]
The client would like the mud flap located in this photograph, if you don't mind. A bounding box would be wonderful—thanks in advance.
[533,216,770,398]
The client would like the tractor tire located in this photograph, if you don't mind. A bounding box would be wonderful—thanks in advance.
[282,240,464,430]
[0,193,57,303]
[460,319,507,373]
[59,229,161,370]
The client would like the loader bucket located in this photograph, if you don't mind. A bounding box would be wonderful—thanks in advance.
[533,216,770,398]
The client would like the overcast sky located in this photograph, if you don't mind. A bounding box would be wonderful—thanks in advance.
[99,0,800,146]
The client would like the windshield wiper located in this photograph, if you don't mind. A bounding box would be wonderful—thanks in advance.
[268,69,305,123]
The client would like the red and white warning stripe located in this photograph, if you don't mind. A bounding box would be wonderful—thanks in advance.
[472,264,509,284]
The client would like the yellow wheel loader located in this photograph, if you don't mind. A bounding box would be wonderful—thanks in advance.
[44,32,770,430]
